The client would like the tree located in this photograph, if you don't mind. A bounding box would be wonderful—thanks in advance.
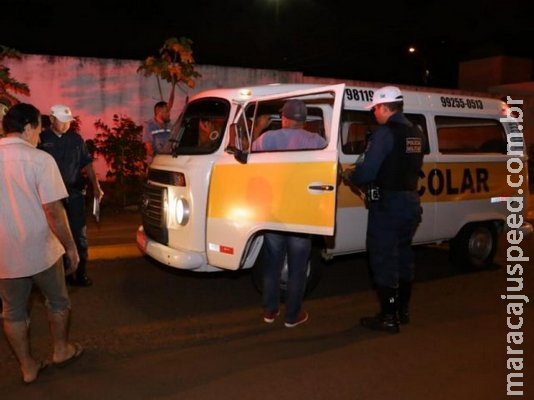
[137,37,201,109]
[92,115,147,208]
[0,45,30,107]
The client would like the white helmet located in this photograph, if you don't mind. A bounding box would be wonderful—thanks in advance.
[366,86,403,109]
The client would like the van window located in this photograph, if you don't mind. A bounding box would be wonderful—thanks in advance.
[169,98,230,155]
[436,116,507,154]
[341,111,428,155]
[250,98,326,153]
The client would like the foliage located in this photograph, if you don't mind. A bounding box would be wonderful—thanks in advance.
[92,114,147,208]
[0,45,30,106]
[137,37,201,104]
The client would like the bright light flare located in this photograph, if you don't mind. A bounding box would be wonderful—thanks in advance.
[227,205,254,228]
[238,88,252,100]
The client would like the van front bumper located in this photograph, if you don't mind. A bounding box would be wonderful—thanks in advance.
[136,226,216,272]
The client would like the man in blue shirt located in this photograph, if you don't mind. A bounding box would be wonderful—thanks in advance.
[343,86,424,333]
[40,105,104,287]
[252,99,326,328]
[143,101,171,160]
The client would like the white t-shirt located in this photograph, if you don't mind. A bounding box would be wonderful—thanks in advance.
[0,137,68,278]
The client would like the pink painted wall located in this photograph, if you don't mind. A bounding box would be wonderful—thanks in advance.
[5,54,533,179]
[4,54,305,178]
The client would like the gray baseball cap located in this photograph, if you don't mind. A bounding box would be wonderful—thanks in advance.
[281,99,307,122]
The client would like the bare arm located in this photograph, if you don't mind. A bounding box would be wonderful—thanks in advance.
[83,163,104,200]
[43,200,80,275]
[145,142,154,159]
[252,115,271,143]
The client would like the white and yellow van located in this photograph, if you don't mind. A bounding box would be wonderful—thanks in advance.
[137,83,532,290]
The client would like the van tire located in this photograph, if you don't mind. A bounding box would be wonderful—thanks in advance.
[449,222,498,269]
[251,248,323,301]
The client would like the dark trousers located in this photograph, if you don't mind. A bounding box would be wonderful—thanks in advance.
[64,192,88,276]
[366,191,421,288]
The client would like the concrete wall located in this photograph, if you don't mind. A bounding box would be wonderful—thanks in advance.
[4,54,376,178]
[4,54,301,132]
[3,54,309,177]
[4,54,533,180]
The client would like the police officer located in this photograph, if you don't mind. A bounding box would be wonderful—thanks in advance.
[343,86,424,333]
[40,105,104,287]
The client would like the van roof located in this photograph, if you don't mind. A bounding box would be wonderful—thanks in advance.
[189,84,326,102]
[190,83,507,116]
[344,85,506,115]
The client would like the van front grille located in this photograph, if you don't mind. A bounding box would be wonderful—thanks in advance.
[141,183,168,245]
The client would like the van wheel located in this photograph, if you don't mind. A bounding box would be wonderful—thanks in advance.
[251,248,323,301]
[449,222,498,269]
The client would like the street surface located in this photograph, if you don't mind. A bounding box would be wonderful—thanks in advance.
[1,220,533,399]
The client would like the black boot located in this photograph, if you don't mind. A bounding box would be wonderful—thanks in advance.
[398,281,412,324]
[360,286,400,334]
[67,258,93,287]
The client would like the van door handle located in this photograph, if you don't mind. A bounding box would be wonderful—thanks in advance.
[308,184,334,191]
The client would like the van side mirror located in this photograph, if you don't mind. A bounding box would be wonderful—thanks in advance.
[233,148,249,164]
[226,122,249,164]
[225,144,249,164]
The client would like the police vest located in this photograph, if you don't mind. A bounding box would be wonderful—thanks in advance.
[375,119,424,191]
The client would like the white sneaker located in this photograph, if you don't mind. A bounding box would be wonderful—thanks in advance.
[284,311,309,328]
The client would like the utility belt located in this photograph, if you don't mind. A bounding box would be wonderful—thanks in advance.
[367,183,381,203]
[366,185,417,205]
[66,184,86,198]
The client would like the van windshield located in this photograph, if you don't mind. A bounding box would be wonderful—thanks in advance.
[167,98,230,156]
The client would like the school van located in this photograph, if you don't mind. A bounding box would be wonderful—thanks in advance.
[136,83,532,290]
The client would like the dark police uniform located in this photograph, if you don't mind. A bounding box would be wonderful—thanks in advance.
[39,128,92,283]
[346,112,424,332]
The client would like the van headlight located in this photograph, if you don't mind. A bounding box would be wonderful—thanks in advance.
[173,197,190,225]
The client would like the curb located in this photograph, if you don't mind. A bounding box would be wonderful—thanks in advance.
[88,243,141,261]
[86,207,533,262]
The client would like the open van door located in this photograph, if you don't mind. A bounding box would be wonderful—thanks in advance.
[206,84,345,270]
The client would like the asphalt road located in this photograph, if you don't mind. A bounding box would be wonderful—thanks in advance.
[1,231,533,399]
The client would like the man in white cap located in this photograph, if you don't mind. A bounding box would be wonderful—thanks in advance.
[39,105,104,287]
[343,86,424,333]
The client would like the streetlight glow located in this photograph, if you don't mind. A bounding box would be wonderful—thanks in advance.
[407,46,429,85]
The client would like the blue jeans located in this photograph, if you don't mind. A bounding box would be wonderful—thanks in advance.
[262,232,311,323]
[367,191,422,288]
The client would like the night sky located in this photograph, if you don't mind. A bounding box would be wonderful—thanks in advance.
[2,0,534,88]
